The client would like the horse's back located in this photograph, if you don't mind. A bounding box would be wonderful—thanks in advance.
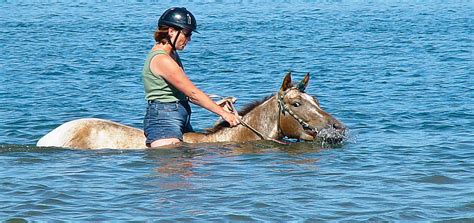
[37,118,146,149]
[36,118,88,148]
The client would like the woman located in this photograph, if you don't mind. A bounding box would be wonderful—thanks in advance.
[143,7,240,148]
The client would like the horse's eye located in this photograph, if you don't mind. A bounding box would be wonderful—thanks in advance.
[292,102,301,107]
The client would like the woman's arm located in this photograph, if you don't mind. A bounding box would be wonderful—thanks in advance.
[150,55,240,126]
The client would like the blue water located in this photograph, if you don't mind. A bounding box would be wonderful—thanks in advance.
[1,0,473,221]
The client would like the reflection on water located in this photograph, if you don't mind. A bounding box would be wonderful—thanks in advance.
[129,140,335,192]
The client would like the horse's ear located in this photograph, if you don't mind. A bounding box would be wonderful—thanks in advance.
[296,73,310,92]
[280,71,293,92]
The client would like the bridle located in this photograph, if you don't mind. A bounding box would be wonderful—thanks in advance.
[226,87,319,144]
[277,87,319,136]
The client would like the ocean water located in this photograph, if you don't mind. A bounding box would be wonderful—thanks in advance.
[1,0,473,221]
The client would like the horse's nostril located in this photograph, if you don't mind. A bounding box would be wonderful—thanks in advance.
[333,122,345,130]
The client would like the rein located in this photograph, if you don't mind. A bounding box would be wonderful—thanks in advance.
[227,101,288,145]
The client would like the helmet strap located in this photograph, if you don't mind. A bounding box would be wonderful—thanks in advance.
[168,30,181,52]
[167,30,184,68]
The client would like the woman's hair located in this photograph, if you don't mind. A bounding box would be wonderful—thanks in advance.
[154,26,171,44]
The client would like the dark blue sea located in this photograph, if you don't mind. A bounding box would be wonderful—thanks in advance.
[1,0,473,221]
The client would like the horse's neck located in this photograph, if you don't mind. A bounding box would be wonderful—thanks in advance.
[240,96,281,139]
[186,96,281,143]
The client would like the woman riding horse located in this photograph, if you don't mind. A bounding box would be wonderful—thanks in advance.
[143,7,240,148]
[36,72,347,149]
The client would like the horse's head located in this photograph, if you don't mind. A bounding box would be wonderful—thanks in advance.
[277,72,347,143]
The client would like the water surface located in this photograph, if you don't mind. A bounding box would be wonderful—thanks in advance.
[0,0,473,221]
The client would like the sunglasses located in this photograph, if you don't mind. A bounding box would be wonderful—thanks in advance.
[181,30,192,38]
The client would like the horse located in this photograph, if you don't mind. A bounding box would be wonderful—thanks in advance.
[36,72,346,149]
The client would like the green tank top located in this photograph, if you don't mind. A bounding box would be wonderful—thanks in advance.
[142,49,187,102]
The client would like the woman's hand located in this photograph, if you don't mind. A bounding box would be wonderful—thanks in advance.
[220,111,240,127]
[216,98,235,113]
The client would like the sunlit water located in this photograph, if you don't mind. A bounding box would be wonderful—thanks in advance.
[1,0,473,221]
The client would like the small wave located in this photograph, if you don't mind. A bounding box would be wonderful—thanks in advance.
[434,217,474,223]
[4,218,28,223]
[414,175,461,185]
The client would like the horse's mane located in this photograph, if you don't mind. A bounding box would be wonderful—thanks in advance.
[204,94,274,134]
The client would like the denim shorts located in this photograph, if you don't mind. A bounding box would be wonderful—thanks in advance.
[144,100,193,145]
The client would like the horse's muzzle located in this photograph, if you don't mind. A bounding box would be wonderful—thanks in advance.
[316,125,347,144]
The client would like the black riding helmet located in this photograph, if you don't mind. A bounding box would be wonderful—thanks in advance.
[157,7,197,66]
[158,7,198,33]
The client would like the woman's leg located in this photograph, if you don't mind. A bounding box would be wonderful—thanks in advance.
[149,138,180,147]
[144,101,191,148]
